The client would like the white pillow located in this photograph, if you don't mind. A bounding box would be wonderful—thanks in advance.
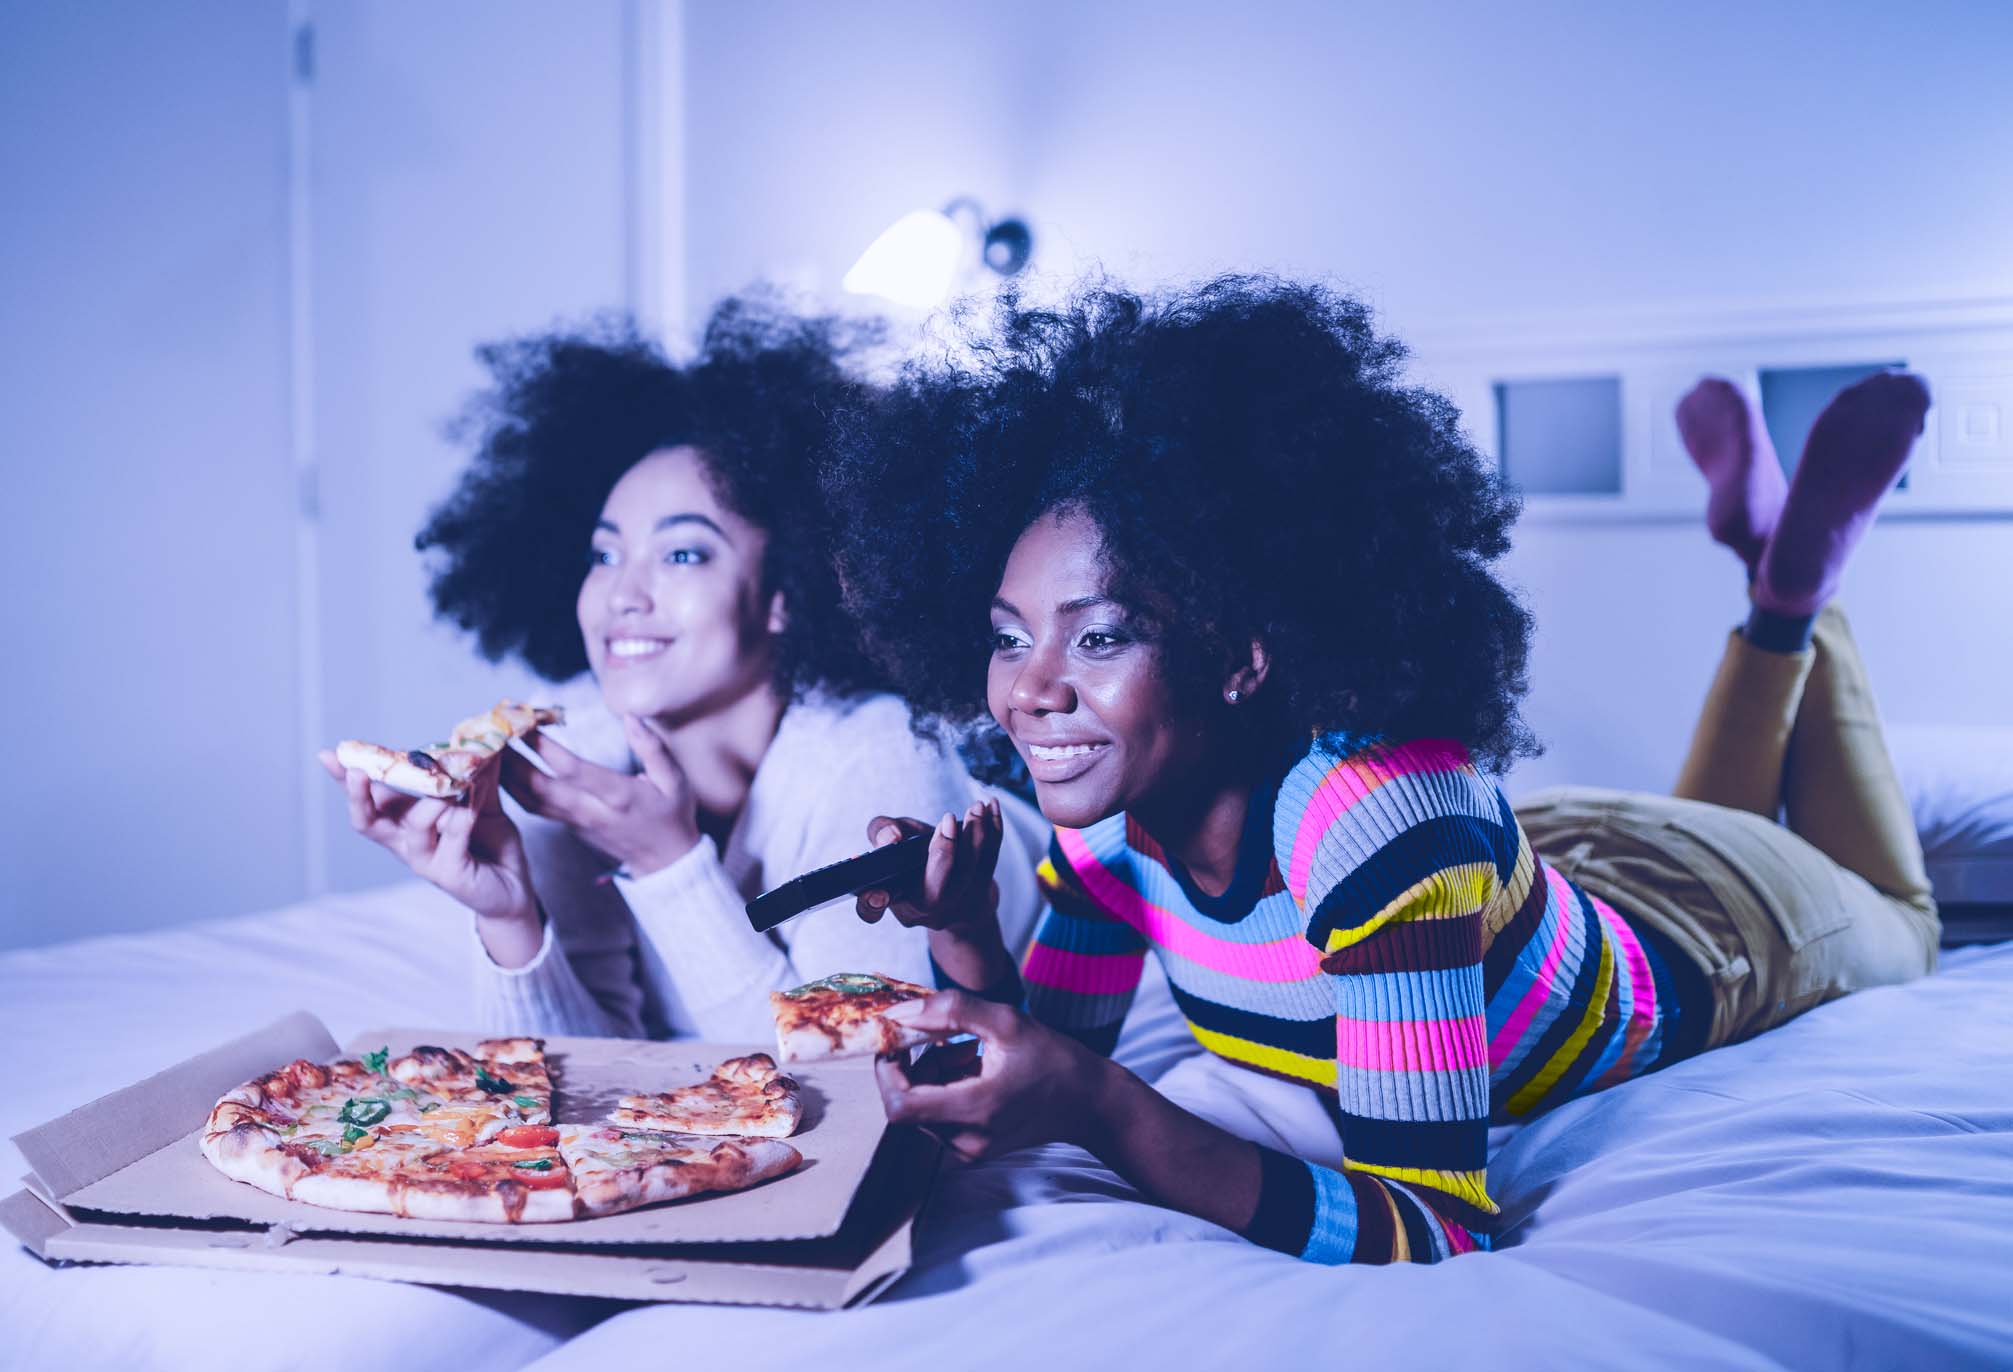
[1888,724,2013,904]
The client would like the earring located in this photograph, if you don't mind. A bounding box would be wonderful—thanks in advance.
[1225,689,1242,705]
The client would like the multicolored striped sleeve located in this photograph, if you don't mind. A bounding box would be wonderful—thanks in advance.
[1246,739,1510,1264]
[1020,830,1149,1057]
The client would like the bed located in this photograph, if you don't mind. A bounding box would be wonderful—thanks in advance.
[7,734,2013,1371]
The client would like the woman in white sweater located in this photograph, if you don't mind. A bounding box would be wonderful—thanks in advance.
[319,299,1044,1042]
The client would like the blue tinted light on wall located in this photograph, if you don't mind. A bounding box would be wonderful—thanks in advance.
[1494,376,1624,496]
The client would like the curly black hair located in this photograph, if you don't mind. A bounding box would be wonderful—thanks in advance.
[824,275,1540,775]
[417,296,888,699]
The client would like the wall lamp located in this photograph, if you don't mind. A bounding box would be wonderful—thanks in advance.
[842,197,1033,310]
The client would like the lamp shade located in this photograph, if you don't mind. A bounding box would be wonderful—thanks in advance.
[842,209,964,309]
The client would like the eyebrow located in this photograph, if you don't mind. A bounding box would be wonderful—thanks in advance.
[595,512,730,540]
[990,594,1116,618]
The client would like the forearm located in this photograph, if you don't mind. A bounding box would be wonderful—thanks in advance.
[926,925,1023,1001]
[1078,1058,1265,1241]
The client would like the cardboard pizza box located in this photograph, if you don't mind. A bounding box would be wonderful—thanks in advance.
[3,1011,939,1309]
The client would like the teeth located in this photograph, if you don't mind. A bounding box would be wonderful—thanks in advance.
[1029,743,1101,760]
[608,638,668,659]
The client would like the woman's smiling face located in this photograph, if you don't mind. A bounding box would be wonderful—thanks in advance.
[576,446,782,724]
[986,509,1213,829]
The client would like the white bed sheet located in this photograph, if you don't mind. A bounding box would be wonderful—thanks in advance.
[522,942,2013,1372]
[5,885,2012,1371]
[0,883,617,1372]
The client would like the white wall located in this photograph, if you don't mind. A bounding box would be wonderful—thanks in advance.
[681,0,2013,795]
[1,1,303,947]
[309,1,639,894]
[0,1,643,947]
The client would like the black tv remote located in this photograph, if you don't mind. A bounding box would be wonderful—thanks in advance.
[744,833,934,933]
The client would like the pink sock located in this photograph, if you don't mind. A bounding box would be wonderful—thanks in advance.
[1675,377,1784,573]
[1755,372,1930,617]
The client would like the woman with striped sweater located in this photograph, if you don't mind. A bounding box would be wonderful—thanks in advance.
[827,276,1938,1265]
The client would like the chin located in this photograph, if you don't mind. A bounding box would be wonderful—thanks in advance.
[596,677,681,720]
[1031,780,1122,831]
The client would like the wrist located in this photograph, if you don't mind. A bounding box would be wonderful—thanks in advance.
[471,891,540,929]
[927,924,1014,990]
[615,825,702,878]
[473,900,545,969]
[1069,1052,1136,1157]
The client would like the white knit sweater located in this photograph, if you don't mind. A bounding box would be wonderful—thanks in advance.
[471,687,1047,1044]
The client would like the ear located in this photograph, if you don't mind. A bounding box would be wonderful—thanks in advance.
[766,590,788,636]
[1222,638,1271,706]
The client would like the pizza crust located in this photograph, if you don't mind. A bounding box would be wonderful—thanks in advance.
[198,1119,308,1200]
[333,740,477,800]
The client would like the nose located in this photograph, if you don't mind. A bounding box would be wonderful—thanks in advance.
[1008,640,1074,717]
[605,557,652,617]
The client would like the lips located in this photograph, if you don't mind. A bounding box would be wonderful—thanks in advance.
[605,636,671,663]
[1018,738,1110,784]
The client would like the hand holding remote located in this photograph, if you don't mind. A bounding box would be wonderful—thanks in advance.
[854,800,1003,932]
[855,800,1019,998]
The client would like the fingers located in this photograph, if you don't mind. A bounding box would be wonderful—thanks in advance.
[950,799,999,910]
[501,746,600,823]
[317,749,346,783]
[974,797,1004,880]
[521,727,584,778]
[919,811,960,904]
[623,714,683,797]
[859,815,932,918]
[854,888,887,924]
[866,815,932,848]
[880,988,1010,1040]
[874,1061,993,1128]
[498,748,555,815]
[403,797,448,859]
[466,755,505,816]
[434,798,478,869]
[343,766,380,834]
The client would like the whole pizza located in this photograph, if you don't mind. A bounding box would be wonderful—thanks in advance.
[200,1039,802,1222]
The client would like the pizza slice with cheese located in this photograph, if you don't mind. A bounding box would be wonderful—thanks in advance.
[334,699,563,799]
[556,1124,802,1216]
[610,1052,803,1138]
[769,972,947,1062]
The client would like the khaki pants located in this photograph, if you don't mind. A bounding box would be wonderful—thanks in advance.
[1515,606,1939,1051]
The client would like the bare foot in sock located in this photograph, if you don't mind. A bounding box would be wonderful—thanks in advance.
[1676,377,1784,572]
[1754,372,1930,617]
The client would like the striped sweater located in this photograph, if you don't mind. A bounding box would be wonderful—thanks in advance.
[1022,736,1700,1265]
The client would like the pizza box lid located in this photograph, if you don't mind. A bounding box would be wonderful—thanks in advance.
[11,1011,927,1252]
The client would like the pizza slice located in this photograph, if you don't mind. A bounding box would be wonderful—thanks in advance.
[387,1128,577,1223]
[610,1053,803,1138]
[334,699,563,799]
[769,972,946,1062]
[556,1124,802,1217]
